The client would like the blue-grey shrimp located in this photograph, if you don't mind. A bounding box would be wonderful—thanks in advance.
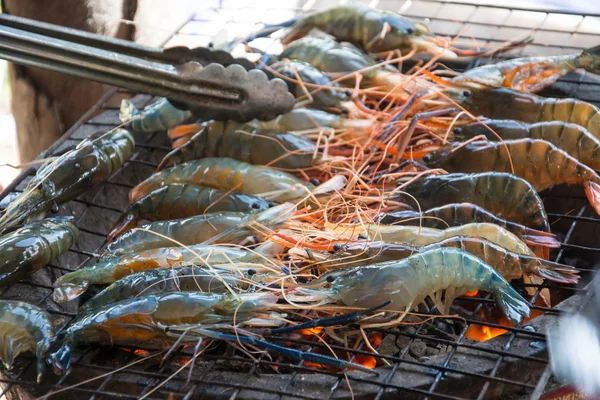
[0,300,54,382]
[103,203,295,259]
[294,248,531,325]
[0,129,134,230]
[130,158,315,203]
[108,183,269,241]
[0,217,79,286]
[120,97,193,133]
[380,202,558,247]
[392,172,550,232]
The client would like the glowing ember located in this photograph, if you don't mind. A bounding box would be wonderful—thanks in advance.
[464,290,479,297]
[300,327,323,336]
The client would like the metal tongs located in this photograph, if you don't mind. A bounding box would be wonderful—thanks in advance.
[0,14,294,121]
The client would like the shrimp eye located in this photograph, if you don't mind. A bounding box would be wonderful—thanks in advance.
[358,234,367,240]
[463,90,472,97]
[310,178,321,186]
[345,90,352,97]
[326,275,335,283]
[406,27,414,34]
[248,269,257,276]
[333,243,342,251]
[251,202,262,209]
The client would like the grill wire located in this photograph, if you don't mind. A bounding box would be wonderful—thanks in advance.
[1,1,600,399]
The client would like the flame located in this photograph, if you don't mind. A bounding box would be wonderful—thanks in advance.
[134,349,150,356]
[466,299,545,342]
[464,290,479,297]
[304,332,382,371]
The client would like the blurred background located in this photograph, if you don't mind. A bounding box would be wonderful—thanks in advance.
[0,0,597,189]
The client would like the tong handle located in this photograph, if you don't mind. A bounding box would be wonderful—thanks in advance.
[0,16,293,121]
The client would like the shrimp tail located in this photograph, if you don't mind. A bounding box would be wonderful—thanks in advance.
[578,44,600,75]
[167,124,204,144]
[53,281,89,303]
[584,181,600,215]
[493,284,530,325]
[107,211,137,242]
[119,99,139,124]
[0,322,30,370]
[521,233,561,248]
[531,261,580,284]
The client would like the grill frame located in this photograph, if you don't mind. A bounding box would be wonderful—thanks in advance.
[1,1,600,399]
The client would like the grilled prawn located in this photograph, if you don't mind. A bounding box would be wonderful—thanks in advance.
[0,301,54,382]
[453,87,600,140]
[79,266,240,312]
[323,237,578,283]
[0,217,79,286]
[130,158,314,204]
[104,203,295,259]
[0,130,134,230]
[47,292,278,375]
[280,36,418,97]
[281,5,455,56]
[392,172,550,232]
[159,121,317,171]
[120,97,192,133]
[380,203,558,247]
[454,119,600,171]
[426,139,600,215]
[454,45,600,93]
[296,248,531,325]
[108,184,269,241]
[54,244,270,302]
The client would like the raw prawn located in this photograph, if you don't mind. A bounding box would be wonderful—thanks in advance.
[392,172,550,231]
[130,158,314,203]
[0,300,54,382]
[103,203,295,259]
[120,97,193,133]
[108,183,269,241]
[380,202,558,247]
[425,139,600,215]
[0,217,78,286]
[0,129,134,230]
[296,248,531,325]
[454,119,600,171]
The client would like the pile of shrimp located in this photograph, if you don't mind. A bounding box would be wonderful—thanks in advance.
[0,3,598,388]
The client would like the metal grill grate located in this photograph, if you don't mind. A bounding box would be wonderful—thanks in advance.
[1,1,600,399]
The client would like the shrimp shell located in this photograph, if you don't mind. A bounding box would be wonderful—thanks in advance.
[380,202,558,248]
[454,120,600,171]
[47,292,277,375]
[0,217,79,286]
[130,158,314,204]
[302,248,530,325]
[457,87,600,140]
[79,266,240,313]
[0,130,134,230]
[426,139,600,214]
[158,121,316,171]
[392,172,550,231]
[323,237,578,283]
[0,300,54,381]
[120,98,192,133]
[108,183,269,241]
